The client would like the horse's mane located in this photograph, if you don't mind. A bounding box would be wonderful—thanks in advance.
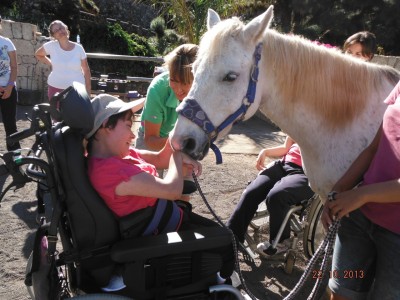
[197,17,400,128]
[263,30,399,127]
[197,17,244,65]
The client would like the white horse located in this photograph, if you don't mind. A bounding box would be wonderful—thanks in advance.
[170,6,400,198]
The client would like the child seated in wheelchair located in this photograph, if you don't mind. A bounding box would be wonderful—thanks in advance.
[85,94,234,286]
[227,136,314,257]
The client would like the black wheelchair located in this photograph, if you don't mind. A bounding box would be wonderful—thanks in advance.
[0,83,243,300]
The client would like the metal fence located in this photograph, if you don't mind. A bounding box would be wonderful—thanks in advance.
[86,52,164,83]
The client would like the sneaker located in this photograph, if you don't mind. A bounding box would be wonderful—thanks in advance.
[101,275,126,292]
[256,239,290,257]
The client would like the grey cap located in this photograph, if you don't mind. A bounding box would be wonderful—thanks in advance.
[85,94,145,139]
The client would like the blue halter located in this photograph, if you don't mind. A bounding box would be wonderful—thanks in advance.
[178,43,263,164]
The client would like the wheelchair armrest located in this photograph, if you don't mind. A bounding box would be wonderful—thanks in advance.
[111,226,232,263]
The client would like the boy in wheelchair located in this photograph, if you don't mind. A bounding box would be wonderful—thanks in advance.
[1,83,239,299]
[85,94,234,290]
[227,136,314,258]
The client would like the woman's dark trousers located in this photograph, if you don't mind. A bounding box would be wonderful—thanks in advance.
[227,161,314,243]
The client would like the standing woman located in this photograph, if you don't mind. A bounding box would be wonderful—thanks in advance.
[35,20,91,100]
[0,27,21,151]
[136,44,198,151]
[136,44,198,182]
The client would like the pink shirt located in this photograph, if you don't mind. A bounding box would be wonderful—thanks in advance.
[360,81,400,234]
[88,148,158,218]
[283,143,303,167]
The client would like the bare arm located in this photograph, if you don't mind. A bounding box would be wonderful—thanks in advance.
[331,126,382,193]
[143,120,168,151]
[81,58,91,95]
[322,126,382,229]
[115,148,201,200]
[1,50,17,99]
[115,151,184,200]
[255,136,295,170]
[137,140,202,175]
[328,179,400,220]
[35,46,52,66]
[136,138,173,169]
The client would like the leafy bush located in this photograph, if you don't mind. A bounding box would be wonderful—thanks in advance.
[81,22,158,77]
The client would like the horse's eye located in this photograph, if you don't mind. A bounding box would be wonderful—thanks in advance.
[223,72,238,82]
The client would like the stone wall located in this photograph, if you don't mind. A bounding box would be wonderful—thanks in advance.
[372,55,400,70]
[0,19,50,103]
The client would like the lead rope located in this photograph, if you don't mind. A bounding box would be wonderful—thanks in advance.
[192,172,260,300]
[283,192,340,300]
[283,220,339,300]
[193,170,340,300]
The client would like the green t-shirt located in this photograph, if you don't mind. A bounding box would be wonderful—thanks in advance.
[139,72,179,138]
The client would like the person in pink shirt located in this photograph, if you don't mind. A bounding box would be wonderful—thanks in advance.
[322,80,400,300]
[85,94,234,284]
[86,94,202,222]
[227,136,314,257]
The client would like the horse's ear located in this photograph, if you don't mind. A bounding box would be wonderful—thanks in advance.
[243,5,274,42]
[207,8,221,30]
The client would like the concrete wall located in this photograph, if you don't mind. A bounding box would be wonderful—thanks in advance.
[0,19,50,103]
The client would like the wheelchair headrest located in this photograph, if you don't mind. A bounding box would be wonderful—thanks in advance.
[50,82,94,136]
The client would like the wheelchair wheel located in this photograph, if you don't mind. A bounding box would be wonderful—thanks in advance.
[302,195,325,259]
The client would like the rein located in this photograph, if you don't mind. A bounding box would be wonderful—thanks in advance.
[178,43,263,164]
[284,194,340,300]
[191,171,259,300]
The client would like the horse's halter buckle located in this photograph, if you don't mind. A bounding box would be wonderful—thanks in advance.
[178,43,263,164]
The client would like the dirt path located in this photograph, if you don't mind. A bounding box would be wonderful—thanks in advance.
[0,104,327,299]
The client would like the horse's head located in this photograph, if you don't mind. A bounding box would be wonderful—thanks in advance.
[170,6,274,160]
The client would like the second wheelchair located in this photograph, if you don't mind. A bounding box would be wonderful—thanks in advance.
[243,193,325,274]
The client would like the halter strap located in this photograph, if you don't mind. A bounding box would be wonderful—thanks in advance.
[178,42,263,164]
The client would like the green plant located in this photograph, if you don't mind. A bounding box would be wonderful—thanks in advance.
[149,16,187,55]
[82,22,157,77]
[142,0,247,44]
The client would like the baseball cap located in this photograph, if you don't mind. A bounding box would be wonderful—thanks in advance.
[85,94,145,139]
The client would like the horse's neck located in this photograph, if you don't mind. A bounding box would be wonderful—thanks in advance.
[256,34,395,196]
[258,100,384,197]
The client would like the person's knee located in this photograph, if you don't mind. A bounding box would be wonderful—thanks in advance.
[267,190,289,212]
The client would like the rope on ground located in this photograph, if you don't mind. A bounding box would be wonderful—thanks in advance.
[193,170,341,300]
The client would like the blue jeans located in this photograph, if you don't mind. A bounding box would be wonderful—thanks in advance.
[329,209,400,300]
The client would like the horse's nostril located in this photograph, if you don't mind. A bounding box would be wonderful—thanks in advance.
[179,137,210,160]
[183,138,196,152]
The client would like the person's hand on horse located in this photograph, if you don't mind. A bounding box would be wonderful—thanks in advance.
[181,152,202,177]
[321,203,334,231]
[322,188,365,230]
[328,189,365,220]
